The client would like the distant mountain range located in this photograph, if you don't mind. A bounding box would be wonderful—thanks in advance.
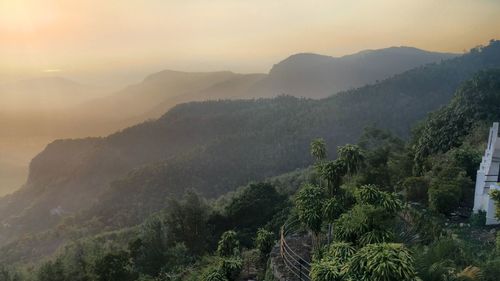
[0,46,458,137]
[250,46,458,98]
[0,46,456,197]
[79,46,457,125]
[0,41,498,259]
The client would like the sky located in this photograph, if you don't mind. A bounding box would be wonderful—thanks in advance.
[0,0,500,85]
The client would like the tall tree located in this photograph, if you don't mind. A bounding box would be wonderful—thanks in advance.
[165,191,211,255]
[320,159,346,196]
[94,251,135,281]
[295,184,325,248]
[337,144,364,175]
[311,138,327,162]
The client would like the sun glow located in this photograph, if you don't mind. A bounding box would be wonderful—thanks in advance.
[0,0,58,33]
[0,0,499,79]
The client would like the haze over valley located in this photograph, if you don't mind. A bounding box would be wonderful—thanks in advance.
[0,46,457,195]
[2,1,500,280]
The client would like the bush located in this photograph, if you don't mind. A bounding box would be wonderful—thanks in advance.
[402,177,429,203]
[295,184,325,235]
[482,258,500,281]
[310,260,344,281]
[347,243,417,281]
[224,182,288,247]
[217,231,240,257]
[219,256,243,280]
[421,238,468,268]
[496,232,500,254]
[255,229,275,261]
[93,251,135,281]
[334,204,395,245]
[470,210,487,227]
[490,189,500,220]
[428,183,461,214]
[323,242,356,264]
[202,269,228,281]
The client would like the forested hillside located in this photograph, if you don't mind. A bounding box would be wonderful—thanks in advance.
[0,40,499,264]
[0,46,452,198]
[3,69,500,281]
[68,46,457,127]
[251,46,457,98]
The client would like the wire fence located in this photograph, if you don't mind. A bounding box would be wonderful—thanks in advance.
[279,220,311,281]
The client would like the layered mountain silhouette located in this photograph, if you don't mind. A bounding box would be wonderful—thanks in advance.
[75,46,457,126]
[0,46,456,197]
[249,46,458,99]
[1,42,499,254]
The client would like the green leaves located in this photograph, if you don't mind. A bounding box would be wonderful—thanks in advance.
[413,69,500,174]
[337,144,365,176]
[348,243,417,281]
[311,138,328,162]
[324,242,356,264]
[255,228,275,261]
[355,185,403,214]
[312,243,417,281]
[217,231,240,257]
[311,260,344,281]
[490,189,500,220]
[202,269,229,281]
[295,184,326,234]
[320,160,347,196]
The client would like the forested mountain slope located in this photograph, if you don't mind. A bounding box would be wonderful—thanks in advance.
[0,41,498,247]
[0,47,456,198]
[70,46,457,127]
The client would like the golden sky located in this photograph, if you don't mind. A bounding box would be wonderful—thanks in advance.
[1,0,499,83]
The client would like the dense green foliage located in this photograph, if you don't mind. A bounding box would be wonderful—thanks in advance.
[413,68,500,173]
[2,41,500,254]
[348,243,417,281]
[309,69,500,281]
[2,43,500,281]
[255,229,275,262]
[295,184,325,235]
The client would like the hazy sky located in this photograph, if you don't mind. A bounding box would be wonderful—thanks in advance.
[1,0,500,84]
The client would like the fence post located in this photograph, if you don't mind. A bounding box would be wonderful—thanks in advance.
[299,261,303,280]
[280,226,284,258]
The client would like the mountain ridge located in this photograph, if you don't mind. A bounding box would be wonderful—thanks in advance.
[0,41,498,249]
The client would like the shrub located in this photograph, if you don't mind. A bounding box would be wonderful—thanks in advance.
[355,185,403,213]
[482,258,500,281]
[310,260,344,281]
[217,231,240,257]
[323,242,356,264]
[219,256,243,280]
[470,210,486,227]
[490,189,500,220]
[402,177,429,203]
[428,183,461,214]
[202,269,228,281]
[295,184,325,235]
[255,228,275,261]
[347,243,417,281]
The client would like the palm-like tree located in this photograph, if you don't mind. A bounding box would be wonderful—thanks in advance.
[311,138,327,162]
[348,243,417,281]
[337,144,364,175]
[321,159,346,196]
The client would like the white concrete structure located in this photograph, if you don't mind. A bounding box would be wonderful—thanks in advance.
[473,122,500,225]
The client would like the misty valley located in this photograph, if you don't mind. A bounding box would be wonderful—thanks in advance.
[1,2,500,280]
